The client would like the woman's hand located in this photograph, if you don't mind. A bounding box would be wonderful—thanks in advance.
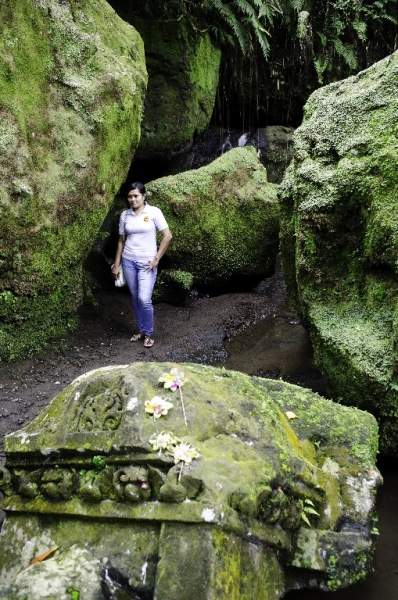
[111,264,120,279]
[145,258,159,271]
[112,235,124,279]
[145,228,172,271]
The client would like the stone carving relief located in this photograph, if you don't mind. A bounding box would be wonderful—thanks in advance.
[0,467,13,497]
[41,468,78,500]
[16,468,44,498]
[229,482,320,530]
[113,466,151,503]
[79,467,114,502]
[0,461,320,531]
[0,459,201,506]
[71,377,130,433]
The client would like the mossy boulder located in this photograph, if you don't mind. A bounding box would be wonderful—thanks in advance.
[163,125,294,185]
[108,1,221,161]
[279,52,398,455]
[0,362,381,598]
[147,146,280,289]
[152,268,194,304]
[257,126,295,184]
[0,0,147,360]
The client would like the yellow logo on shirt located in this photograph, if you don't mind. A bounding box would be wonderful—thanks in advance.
[143,216,149,222]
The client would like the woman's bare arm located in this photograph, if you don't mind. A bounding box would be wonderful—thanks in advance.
[146,228,173,271]
[111,234,124,279]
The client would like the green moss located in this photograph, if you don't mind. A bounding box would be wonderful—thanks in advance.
[279,52,398,455]
[147,146,279,286]
[213,529,241,598]
[153,269,194,303]
[0,0,147,360]
[111,11,221,159]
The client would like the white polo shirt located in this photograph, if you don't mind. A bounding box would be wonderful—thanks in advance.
[120,203,168,262]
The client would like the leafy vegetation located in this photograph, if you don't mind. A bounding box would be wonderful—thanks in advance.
[299,498,319,526]
[134,0,397,79]
[125,0,397,128]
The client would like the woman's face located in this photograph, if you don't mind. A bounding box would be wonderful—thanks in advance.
[127,188,145,211]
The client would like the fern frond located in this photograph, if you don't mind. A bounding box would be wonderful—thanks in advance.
[208,24,236,47]
[251,18,271,57]
[331,15,345,37]
[290,0,305,10]
[235,0,257,19]
[383,13,398,25]
[352,19,367,40]
[316,30,327,47]
[203,0,279,57]
[258,0,284,20]
[204,0,251,54]
[333,38,358,70]
[314,55,329,84]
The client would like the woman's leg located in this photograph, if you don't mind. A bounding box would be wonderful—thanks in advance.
[122,258,144,333]
[136,262,157,336]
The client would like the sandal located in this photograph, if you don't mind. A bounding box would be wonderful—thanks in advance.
[144,336,154,348]
[130,332,144,342]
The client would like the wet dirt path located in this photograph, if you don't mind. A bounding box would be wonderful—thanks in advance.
[1,265,397,599]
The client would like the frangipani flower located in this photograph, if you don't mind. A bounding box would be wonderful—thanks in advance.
[169,443,200,465]
[145,396,173,419]
[158,368,186,392]
[149,431,179,453]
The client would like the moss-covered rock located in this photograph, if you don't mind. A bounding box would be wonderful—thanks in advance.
[146,146,280,287]
[0,0,147,360]
[258,126,295,184]
[153,268,194,304]
[108,0,221,161]
[0,362,381,597]
[161,125,294,185]
[279,51,398,455]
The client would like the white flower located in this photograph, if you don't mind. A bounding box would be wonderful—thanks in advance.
[145,396,173,419]
[149,431,178,453]
[170,443,200,465]
[158,368,186,391]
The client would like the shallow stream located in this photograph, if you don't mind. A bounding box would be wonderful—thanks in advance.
[219,273,398,600]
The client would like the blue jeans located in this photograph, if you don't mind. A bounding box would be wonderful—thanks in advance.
[122,258,157,336]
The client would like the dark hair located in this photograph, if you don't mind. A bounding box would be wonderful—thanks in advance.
[128,181,146,195]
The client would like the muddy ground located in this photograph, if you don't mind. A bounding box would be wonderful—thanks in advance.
[0,276,285,465]
[1,273,397,600]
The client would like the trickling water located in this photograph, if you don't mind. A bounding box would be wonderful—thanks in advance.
[221,134,233,154]
[238,132,249,147]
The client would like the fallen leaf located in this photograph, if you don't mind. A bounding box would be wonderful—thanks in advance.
[286,411,299,420]
[30,546,59,565]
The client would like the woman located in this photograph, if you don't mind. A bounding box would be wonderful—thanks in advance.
[112,182,172,348]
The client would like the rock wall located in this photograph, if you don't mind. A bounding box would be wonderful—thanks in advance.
[0,0,147,360]
[109,1,222,161]
[279,52,398,455]
[146,146,280,290]
[0,362,381,598]
[164,125,295,185]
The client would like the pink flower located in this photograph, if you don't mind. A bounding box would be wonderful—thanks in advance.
[145,396,174,419]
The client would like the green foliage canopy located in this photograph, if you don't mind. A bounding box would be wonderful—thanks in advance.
[138,0,398,82]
